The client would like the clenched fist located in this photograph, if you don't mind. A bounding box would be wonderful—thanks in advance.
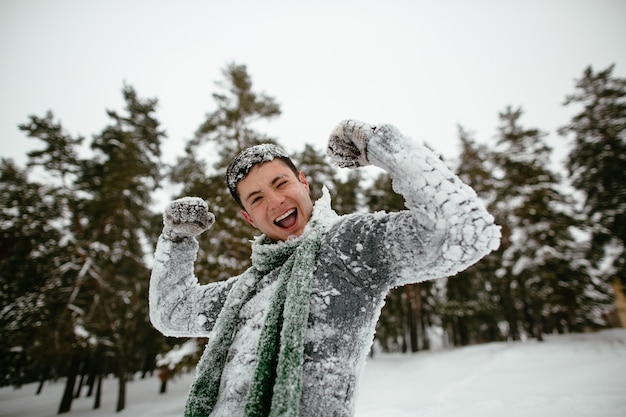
[163,197,215,241]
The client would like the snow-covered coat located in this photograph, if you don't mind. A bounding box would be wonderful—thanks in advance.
[150,129,501,417]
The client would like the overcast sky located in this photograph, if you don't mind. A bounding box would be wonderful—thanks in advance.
[1,0,625,171]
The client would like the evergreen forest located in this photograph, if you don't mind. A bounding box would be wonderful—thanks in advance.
[1,62,625,413]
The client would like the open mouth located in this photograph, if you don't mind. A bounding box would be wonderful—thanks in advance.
[274,208,297,229]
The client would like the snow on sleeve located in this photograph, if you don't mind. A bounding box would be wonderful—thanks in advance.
[149,235,233,338]
[366,124,501,284]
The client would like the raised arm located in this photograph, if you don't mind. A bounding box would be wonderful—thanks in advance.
[327,120,500,286]
[149,197,235,338]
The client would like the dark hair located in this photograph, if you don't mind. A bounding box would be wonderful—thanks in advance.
[226,144,299,209]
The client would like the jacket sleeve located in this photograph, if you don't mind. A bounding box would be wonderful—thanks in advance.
[331,128,501,289]
[149,235,236,338]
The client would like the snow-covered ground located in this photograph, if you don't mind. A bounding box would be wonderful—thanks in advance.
[1,329,625,417]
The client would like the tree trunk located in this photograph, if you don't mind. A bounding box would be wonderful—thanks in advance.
[74,357,87,398]
[419,290,430,351]
[116,361,126,412]
[93,372,103,409]
[405,284,419,352]
[421,317,430,350]
[504,288,521,341]
[158,366,171,394]
[458,316,470,346]
[535,307,545,342]
[86,368,95,398]
[57,355,80,414]
[36,366,49,395]
[399,292,408,353]
[141,344,157,379]
[36,378,45,396]
[87,346,104,397]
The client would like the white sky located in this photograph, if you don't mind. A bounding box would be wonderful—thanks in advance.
[1,0,625,170]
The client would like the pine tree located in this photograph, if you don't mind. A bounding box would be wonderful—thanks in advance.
[492,106,602,340]
[192,62,281,169]
[73,85,164,412]
[559,64,626,292]
[0,159,70,388]
[4,113,94,411]
[18,86,166,412]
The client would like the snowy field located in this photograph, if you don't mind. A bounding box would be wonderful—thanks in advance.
[1,329,625,417]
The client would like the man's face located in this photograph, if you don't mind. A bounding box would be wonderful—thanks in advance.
[237,160,314,242]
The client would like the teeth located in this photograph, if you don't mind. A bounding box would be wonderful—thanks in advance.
[274,208,296,223]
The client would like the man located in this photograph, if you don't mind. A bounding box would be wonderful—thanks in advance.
[150,120,501,417]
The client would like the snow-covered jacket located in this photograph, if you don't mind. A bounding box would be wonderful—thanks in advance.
[150,131,501,417]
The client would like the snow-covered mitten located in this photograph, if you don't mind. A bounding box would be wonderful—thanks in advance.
[162,197,215,241]
[328,120,409,170]
[327,119,378,168]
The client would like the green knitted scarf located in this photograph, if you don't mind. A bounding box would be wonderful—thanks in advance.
[184,189,337,417]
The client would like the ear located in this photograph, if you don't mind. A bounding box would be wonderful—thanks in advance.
[298,171,310,192]
[240,210,256,228]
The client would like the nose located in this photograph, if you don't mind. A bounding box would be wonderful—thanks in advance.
[267,190,285,207]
